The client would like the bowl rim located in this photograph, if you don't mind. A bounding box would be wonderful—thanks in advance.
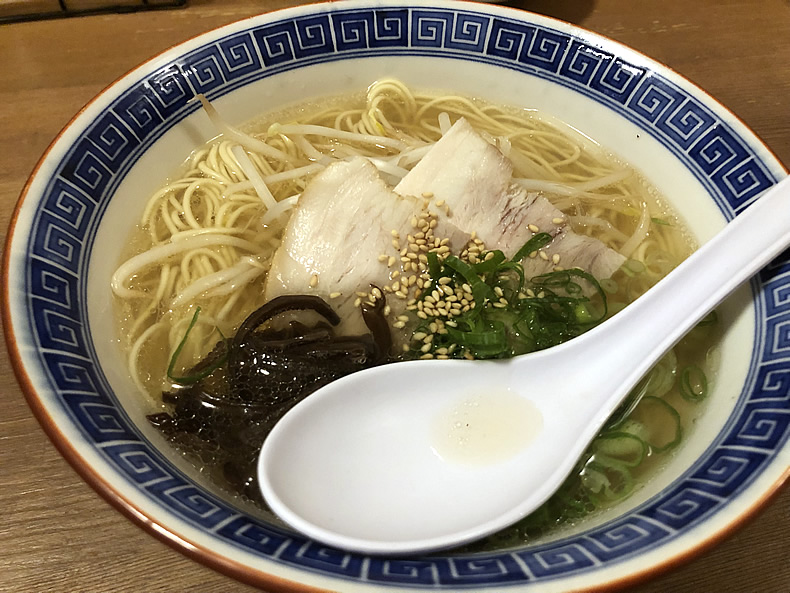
[3,1,789,591]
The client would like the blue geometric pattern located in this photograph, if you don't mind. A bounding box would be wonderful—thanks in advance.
[16,4,788,588]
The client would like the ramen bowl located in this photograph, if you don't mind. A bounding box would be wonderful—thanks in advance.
[3,1,788,591]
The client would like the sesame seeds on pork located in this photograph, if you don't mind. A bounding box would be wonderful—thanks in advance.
[394,117,626,280]
[263,117,625,343]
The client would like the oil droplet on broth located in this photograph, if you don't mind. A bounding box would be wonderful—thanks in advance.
[430,389,543,465]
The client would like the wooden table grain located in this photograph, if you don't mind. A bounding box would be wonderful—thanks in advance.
[1,1,788,591]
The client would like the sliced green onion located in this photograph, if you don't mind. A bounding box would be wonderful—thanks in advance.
[446,321,508,357]
[629,396,682,453]
[426,250,442,279]
[616,418,651,443]
[593,432,648,467]
[512,232,552,262]
[167,307,228,385]
[644,349,678,397]
[679,364,708,401]
[472,249,507,274]
[582,457,634,501]
[443,254,496,306]
[599,278,619,294]
[621,258,646,277]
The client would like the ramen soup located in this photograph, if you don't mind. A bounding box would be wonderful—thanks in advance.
[112,79,718,549]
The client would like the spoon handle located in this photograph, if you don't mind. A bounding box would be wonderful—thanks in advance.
[537,176,790,417]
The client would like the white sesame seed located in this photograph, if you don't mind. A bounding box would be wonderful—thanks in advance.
[539,250,549,261]
[310,274,319,288]
[528,224,540,233]
[552,217,564,224]
[552,253,561,264]
[392,321,406,329]
[329,292,341,299]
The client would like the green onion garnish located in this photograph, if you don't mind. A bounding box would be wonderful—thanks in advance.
[167,307,228,385]
[679,364,708,401]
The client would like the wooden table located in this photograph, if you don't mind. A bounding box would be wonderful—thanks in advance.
[1,1,788,591]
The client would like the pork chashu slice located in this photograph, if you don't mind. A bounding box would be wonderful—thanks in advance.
[394,118,626,281]
[263,158,468,336]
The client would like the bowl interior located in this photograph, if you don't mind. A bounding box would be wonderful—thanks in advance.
[8,2,789,591]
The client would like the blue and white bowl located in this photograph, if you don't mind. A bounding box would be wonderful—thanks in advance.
[4,1,788,591]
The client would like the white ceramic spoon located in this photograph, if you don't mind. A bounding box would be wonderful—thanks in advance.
[258,176,790,555]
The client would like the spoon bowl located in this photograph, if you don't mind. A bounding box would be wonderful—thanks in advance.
[259,175,790,555]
